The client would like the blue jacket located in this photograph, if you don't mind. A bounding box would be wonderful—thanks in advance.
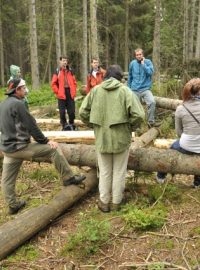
[128,59,154,92]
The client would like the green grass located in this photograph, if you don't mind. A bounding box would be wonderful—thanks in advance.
[61,211,111,258]
[7,243,39,262]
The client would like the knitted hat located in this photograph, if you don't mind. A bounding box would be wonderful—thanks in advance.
[9,65,21,79]
[6,79,26,95]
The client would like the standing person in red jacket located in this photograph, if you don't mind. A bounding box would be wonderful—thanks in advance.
[86,58,106,94]
[51,56,77,131]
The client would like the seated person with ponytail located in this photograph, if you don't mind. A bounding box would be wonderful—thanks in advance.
[157,78,200,188]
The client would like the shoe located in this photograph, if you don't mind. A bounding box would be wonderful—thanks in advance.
[97,200,110,213]
[148,121,161,128]
[63,175,86,186]
[156,176,166,184]
[193,179,200,189]
[110,203,121,211]
[9,200,26,215]
[62,124,74,131]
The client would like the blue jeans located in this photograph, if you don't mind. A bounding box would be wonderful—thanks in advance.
[134,90,156,123]
[157,140,200,184]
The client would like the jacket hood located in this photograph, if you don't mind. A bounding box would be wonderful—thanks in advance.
[101,78,122,91]
[10,65,21,78]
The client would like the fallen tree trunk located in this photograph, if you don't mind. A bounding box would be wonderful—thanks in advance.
[0,169,98,260]
[154,138,176,149]
[155,96,182,110]
[36,118,85,127]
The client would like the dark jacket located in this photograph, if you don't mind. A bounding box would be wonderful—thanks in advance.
[51,67,77,100]
[0,95,48,153]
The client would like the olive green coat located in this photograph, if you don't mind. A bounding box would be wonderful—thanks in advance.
[79,78,145,153]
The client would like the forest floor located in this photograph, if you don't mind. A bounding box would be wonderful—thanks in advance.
[0,123,200,270]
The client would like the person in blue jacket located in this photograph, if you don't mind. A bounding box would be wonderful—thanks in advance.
[128,48,159,128]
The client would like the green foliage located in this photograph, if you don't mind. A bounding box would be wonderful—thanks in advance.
[7,244,39,262]
[27,167,59,182]
[148,183,182,204]
[153,79,182,99]
[148,262,165,270]
[28,84,56,106]
[159,116,176,138]
[189,226,200,237]
[121,204,166,231]
[61,214,110,258]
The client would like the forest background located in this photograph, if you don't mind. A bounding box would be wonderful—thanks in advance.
[0,0,199,92]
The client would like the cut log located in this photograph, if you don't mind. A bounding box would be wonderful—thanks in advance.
[36,118,85,127]
[41,130,135,144]
[155,96,182,110]
[154,138,176,149]
[0,169,98,260]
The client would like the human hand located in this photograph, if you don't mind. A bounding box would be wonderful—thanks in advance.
[48,140,58,149]
[141,57,145,64]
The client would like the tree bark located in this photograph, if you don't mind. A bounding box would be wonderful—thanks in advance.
[152,0,161,88]
[29,0,40,90]
[82,0,88,85]
[195,0,200,59]
[0,170,98,260]
[155,96,182,110]
[60,0,66,55]
[55,0,61,65]
[124,0,129,72]
[188,0,196,59]
[90,0,99,58]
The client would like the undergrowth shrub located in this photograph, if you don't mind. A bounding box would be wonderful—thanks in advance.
[61,215,110,258]
[121,204,166,231]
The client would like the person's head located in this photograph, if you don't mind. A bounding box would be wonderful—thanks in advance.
[6,78,27,98]
[10,65,21,79]
[91,58,99,70]
[134,48,144,61]
[59,56,68,69]
[104,65,123,81]
[182,78,200,102]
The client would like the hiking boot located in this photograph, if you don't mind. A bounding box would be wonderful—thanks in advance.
[193,176,200,189]
[63,175,86,186]
[156,175,166,184]
[9,200,26,215]
[110,203,121,211]
[148,121,161,128]
[97,200,110,213]
[62,124,74,131]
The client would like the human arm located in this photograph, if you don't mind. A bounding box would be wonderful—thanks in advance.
[79,93,93,127]
[51,72,59,94]
[86,74,91,94]
[127,62,133,88]
[142,59,154,76]
[127,90,145,130]
[175,106,183,137]
[17,103,49,144]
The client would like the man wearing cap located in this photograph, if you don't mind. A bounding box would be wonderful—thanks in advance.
[0,79,86,215]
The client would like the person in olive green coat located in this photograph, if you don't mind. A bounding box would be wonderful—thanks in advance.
[79,65,145,212]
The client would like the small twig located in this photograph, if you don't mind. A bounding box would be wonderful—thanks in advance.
[151,180,169,208]
[99,248,117,262]
[187,194,200,205]
[118,261,188,270]
[120,243,126,258]
[145,250,152,262]
[181,241,192,270]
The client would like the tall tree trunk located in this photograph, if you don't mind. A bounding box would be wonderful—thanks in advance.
[0,1,4,86]
[195,0,200,59]
[114,34,119,64]
[124,0,129,72]
[29,0,40,90]
[188,0,196,59]
[183,0,189,64]
[55,0,61,65]
[105,8,109,68]
[90,0,99,58]
[152,0,161,89]
[60,0,66,55]
[82,0,88,85]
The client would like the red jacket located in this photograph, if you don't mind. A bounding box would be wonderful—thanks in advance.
[86,68,106,93]
[51,67,77,100]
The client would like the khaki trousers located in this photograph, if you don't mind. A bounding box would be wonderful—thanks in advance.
[97,149,129,204]
[1,143,73,207]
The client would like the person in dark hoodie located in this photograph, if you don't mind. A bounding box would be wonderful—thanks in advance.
[0,79,85,215]
[79,65,145,212]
